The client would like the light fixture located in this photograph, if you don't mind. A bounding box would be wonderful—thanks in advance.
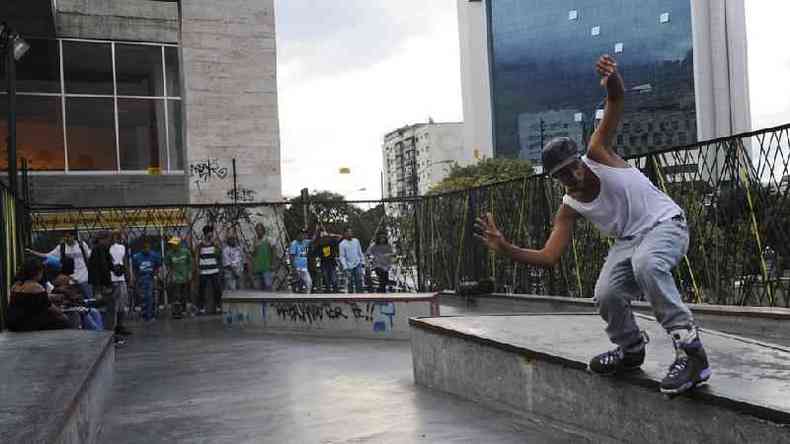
[660,12,670,24]
[11,34,30,61]
[574,113,583,123]
[591,26,600,36]
[614,42,624,53]
[568,10,578,21]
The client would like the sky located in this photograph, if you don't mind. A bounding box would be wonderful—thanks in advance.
[275,1,790,200]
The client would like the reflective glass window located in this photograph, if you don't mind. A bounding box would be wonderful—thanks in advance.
[116,44,164,96]
[66,97,117,170]
[63,41,113,95]
[165,47,181,97]
[168,100,184,170]
[487,0,697,161]
[118,99,166,170]
[0,96,65,170]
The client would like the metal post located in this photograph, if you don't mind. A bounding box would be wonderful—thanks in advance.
[413,199,422,292]
[232,158,238,205]
[539,118,545,150]
[6,49,17,199]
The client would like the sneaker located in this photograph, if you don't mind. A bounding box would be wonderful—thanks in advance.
[660,327,711,395]
[114,336,126,346]
[589,332,649,375]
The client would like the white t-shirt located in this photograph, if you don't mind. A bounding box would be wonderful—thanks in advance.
[110,243,127,283]
[48,241,92,283]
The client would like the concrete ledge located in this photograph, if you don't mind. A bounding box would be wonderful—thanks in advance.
[410,314,790,443]
[441,292,790,346]
[0,330,115,444]
[223,292,440,340]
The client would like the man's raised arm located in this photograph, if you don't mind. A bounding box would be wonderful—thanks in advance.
[588,55,625,164]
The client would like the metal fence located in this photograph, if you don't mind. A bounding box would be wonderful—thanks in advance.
[416,122,790,307]
[19,122,790,308]
[1,182,27,330]
[28,199,422,295]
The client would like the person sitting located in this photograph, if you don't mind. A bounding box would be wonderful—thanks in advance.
[6,258,72,332]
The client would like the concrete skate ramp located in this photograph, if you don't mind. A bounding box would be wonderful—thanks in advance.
[223,292,439,340]
[410,313,790,443]
[0,330,115,444]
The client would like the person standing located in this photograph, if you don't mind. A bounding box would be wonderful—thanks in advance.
[251,223,275,291]
[222,234,244,292]
[197,225,223,314]
[475,55,710,395]
[366,232,394,293]
[109,230,131,336]
[132,240,162,322]
[28,230,93,301]
[288,229,312,293]
[316,230,342,292]
[87,231,115,330]
[339,227,365,293]
[166,237,192,319]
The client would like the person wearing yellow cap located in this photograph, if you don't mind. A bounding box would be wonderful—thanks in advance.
[165,236,192,319]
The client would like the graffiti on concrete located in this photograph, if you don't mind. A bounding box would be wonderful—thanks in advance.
[226,187,257,203]
[270,301,396,332]
[189,158,229,190]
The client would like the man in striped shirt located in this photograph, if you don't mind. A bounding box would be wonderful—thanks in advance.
[197,225,223,314]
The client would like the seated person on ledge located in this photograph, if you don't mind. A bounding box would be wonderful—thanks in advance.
[6,258,73,332]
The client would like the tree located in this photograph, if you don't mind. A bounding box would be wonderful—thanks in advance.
[283,190,384,248]
[428,158,535,194]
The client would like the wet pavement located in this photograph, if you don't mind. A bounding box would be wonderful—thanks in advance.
[102,317,580,443]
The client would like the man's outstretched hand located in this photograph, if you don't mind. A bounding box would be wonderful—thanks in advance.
[474,213,508,254]
[596,54,619,88]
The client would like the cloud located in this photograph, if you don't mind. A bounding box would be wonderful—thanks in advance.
[746,1,790,129]
[276,0,462,200]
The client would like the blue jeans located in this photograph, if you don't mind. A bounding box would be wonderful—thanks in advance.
[345,265,364,293]
[256,272,273,291]
[595,217,694,349]
[321,262,337,291]
[138,275,155,321]
[78,281,94,301]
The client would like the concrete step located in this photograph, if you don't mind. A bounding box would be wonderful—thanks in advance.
[0,330,115,444]
[410,313,790,443]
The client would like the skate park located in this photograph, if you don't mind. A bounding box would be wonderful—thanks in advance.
[4,0,790,442]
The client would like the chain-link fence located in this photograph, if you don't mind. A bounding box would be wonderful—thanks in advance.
[18,122,790,308]
[417,123,790,307]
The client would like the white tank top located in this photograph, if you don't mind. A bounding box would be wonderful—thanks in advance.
[562,156,682,238]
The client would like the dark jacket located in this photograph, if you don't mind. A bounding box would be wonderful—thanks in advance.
[88,245,113,287]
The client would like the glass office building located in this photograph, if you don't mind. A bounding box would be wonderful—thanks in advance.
[486,0,696,162]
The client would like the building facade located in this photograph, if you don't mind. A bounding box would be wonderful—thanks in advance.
[0,0,281,207]
[382,122,467,198]
[457,0,750,165]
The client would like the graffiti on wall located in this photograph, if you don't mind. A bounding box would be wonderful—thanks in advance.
[269,301,397,332]
[226,187,257,203]
[189,158,229,191]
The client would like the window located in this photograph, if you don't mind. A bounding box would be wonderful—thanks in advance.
[0,96,65,170]
[116,44,164,96]
[118,99,166,170]
[1,38,183,172]
[8,39,60,93]
[66,98,117,170]
[63,41,113,95]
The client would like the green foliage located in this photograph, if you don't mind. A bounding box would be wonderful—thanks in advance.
[428,158,535,194]
[284,190,384,248]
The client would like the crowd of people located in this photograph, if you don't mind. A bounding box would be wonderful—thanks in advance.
[5,222,397,340]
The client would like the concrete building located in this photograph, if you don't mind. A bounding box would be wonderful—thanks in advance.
[457,0,750,167]
[382,122,467,198]
[0,0,281,207]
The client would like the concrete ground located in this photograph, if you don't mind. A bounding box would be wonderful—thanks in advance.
[101,317,580,443]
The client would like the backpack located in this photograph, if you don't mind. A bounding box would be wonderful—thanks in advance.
[60,240,91,281]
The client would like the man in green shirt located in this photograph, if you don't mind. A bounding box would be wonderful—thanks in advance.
[252,223,275,291]
[166,236,193,318]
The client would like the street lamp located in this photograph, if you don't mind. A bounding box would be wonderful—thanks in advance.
[1,23,30,199]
